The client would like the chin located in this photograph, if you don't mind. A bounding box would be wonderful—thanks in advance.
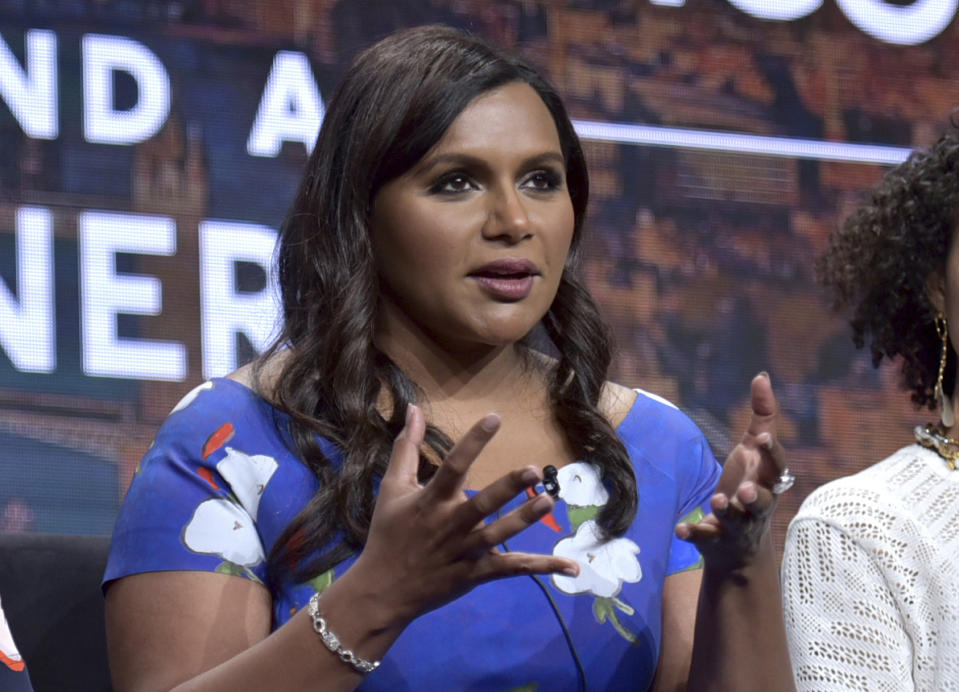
[472,322,543,348]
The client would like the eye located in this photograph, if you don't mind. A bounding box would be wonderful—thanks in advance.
[522,169,563,192]
[430,172,476,195]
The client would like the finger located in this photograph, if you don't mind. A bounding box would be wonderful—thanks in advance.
[425,413,501,499]
[734,481,776,518]
[675,514,722,544]
[755,431,789,478]
[460,490,555,554]
[716,484,771,522]
[742,372,779,444]
[381,404,426,494]
[449,465,541,535]
[706,491,747,529]
[711,492,730,518]
[473,550,580,581]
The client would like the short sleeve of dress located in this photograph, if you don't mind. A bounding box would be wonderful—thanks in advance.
[103,381,282,589]
[664,433,721,575]
[621,389,722,576]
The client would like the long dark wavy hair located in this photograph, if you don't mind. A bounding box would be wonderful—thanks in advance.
[257,25,637,584]
[817,132,959,408]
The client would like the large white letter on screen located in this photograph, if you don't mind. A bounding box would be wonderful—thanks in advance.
[79,211,186,380]
[82,34,170,145]
[0,207,55,372]
[199,221,278,379]
[836,0,958,45]
[0,29,57,139]
[726,0,822,20]
[246,51,323,157]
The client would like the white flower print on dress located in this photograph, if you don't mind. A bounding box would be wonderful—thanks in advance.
[216,447,279,519]
[181,443,279,580]
[551,462,644,643]
[556,462,609,506]
[551,519,642,598]
[183,498,265,568]
[170,381,214,414]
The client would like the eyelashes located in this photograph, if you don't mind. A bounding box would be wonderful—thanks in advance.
[427,168,565,196]
[429,172,475,194]
[525,169,563,191]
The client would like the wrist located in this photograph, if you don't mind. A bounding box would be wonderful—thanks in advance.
[309,592,381,674]
[311,561,411,666]
[701,530,777,585]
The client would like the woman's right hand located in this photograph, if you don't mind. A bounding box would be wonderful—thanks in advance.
[346,403,579,628]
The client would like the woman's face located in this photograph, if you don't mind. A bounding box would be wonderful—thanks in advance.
[939,231,959,358]
[370,81,576,353]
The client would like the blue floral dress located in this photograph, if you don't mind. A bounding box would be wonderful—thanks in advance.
[104,378,720,691]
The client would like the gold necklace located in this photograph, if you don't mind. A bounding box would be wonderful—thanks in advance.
[914,424,959,470]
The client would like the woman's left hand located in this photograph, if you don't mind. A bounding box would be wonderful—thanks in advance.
[675,372,788,572]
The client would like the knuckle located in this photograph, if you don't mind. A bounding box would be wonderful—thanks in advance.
[502,558,534,577]
[470,493,497,518]
[474,523,501,547]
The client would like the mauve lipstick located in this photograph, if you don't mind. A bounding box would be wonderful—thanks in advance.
[469,258,539,301]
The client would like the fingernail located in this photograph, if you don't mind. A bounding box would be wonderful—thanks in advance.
[562,563,579,577]
[741,482,758,503]
[521,467,539,486]
[405,403,414,426]
[757,432,773,450]
[532,494,551,513]
[714,494,729,511]
[480,413,500,433]
[759,371,770,383]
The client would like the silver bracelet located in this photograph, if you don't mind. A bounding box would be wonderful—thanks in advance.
[307,592,381,675]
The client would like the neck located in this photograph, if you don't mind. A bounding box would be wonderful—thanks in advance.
[374,311,535,409]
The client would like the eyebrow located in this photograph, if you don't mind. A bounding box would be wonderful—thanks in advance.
[412,151,566,177]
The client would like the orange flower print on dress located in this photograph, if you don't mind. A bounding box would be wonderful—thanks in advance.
[202,422,236,460]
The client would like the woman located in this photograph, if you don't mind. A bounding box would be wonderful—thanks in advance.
[104,26,794,691]
[782,133,959,690]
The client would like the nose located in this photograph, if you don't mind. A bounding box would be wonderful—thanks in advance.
[482,184,532,243]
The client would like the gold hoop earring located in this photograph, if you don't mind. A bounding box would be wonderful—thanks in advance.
[935,313,955,428]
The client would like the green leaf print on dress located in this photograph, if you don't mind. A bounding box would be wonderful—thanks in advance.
[549,462,643,643]
[305,568,334,594]
[676,507,705,572]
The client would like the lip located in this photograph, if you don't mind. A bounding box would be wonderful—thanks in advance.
[469,258,540,301]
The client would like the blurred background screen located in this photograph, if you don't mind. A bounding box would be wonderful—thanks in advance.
[1,0,953,552]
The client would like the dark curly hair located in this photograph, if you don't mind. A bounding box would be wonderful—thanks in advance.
[817,132,959,409]
[256,26,637,585]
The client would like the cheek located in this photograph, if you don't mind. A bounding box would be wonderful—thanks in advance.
[548,206,576,262]
[373,210,468,289]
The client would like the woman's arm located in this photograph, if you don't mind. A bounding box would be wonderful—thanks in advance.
[106,563,421,692]
[674,373,796,692]
[650,570,700,692]
[106,406,579,692]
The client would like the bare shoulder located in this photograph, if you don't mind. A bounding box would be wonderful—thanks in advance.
[226,351,290,399]
[599,381,638,429]
[227,362,257,388]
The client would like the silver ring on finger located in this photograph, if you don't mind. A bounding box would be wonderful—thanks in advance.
[771,468,795,495]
